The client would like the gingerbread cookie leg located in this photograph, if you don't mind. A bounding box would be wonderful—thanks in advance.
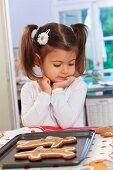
[51,136,77,147]
[15,146,77,161]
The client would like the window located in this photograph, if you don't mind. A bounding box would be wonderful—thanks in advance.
[52,0,113,72]
[100,7,113,69]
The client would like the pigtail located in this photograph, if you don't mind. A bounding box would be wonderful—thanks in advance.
[20,24,38,79]
[71,24,88,76]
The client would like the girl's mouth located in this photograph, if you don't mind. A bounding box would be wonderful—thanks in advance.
[58,76,68,80]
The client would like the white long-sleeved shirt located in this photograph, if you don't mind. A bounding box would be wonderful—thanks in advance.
[21,77,87,128]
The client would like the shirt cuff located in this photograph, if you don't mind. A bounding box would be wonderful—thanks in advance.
[52,88,64,94]
[40,91,51,98]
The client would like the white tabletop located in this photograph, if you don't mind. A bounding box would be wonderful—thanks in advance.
[0,126,113,170]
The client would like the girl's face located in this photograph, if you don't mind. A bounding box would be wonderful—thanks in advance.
[41,49,76,83]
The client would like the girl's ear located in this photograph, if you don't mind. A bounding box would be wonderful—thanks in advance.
[35,54,42,66]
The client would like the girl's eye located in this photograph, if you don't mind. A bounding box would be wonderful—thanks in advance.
[53,64,61,67]
[69,63,75,66]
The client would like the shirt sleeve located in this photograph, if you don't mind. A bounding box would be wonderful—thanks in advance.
[51,79,87,128]
[21,83,51,126]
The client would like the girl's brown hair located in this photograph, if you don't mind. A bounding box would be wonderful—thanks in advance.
[20,23,87,79]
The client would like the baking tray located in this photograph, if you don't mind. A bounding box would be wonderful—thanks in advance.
[0,130,95,168]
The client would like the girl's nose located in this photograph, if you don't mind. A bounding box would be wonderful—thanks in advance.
[61,65,68,74]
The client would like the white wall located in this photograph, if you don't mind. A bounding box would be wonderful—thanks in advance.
[8,0,53,47]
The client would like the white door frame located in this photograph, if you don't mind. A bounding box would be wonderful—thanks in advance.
[0,0,20,131]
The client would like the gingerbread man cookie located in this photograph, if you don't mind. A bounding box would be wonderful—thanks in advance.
[81,159,113,170]
[96,127,113,137]
[16,136,77,150]
[15,146,77,161]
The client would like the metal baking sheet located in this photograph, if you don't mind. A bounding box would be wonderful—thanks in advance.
[0,130,95,168]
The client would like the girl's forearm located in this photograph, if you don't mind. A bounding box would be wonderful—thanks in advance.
[51,87,87,128]
[21,92,51,126]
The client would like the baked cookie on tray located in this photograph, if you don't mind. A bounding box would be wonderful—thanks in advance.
[16,136,77,150]
[15,146,77,161]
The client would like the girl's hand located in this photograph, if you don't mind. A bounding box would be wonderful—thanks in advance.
[52,76,75,89]
[37,76,52,94]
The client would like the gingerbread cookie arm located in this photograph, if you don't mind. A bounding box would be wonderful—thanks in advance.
[96,127,111,134]
[101,132,113,137]
[16,137,53,150]
[15,146,77,161]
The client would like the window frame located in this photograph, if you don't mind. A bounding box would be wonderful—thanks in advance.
[52,0,113,73]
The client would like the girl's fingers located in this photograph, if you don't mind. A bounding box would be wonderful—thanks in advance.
[42,76,50,82]
[66,76,75,82]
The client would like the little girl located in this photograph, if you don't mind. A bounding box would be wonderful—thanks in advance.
[20,22,88,128]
